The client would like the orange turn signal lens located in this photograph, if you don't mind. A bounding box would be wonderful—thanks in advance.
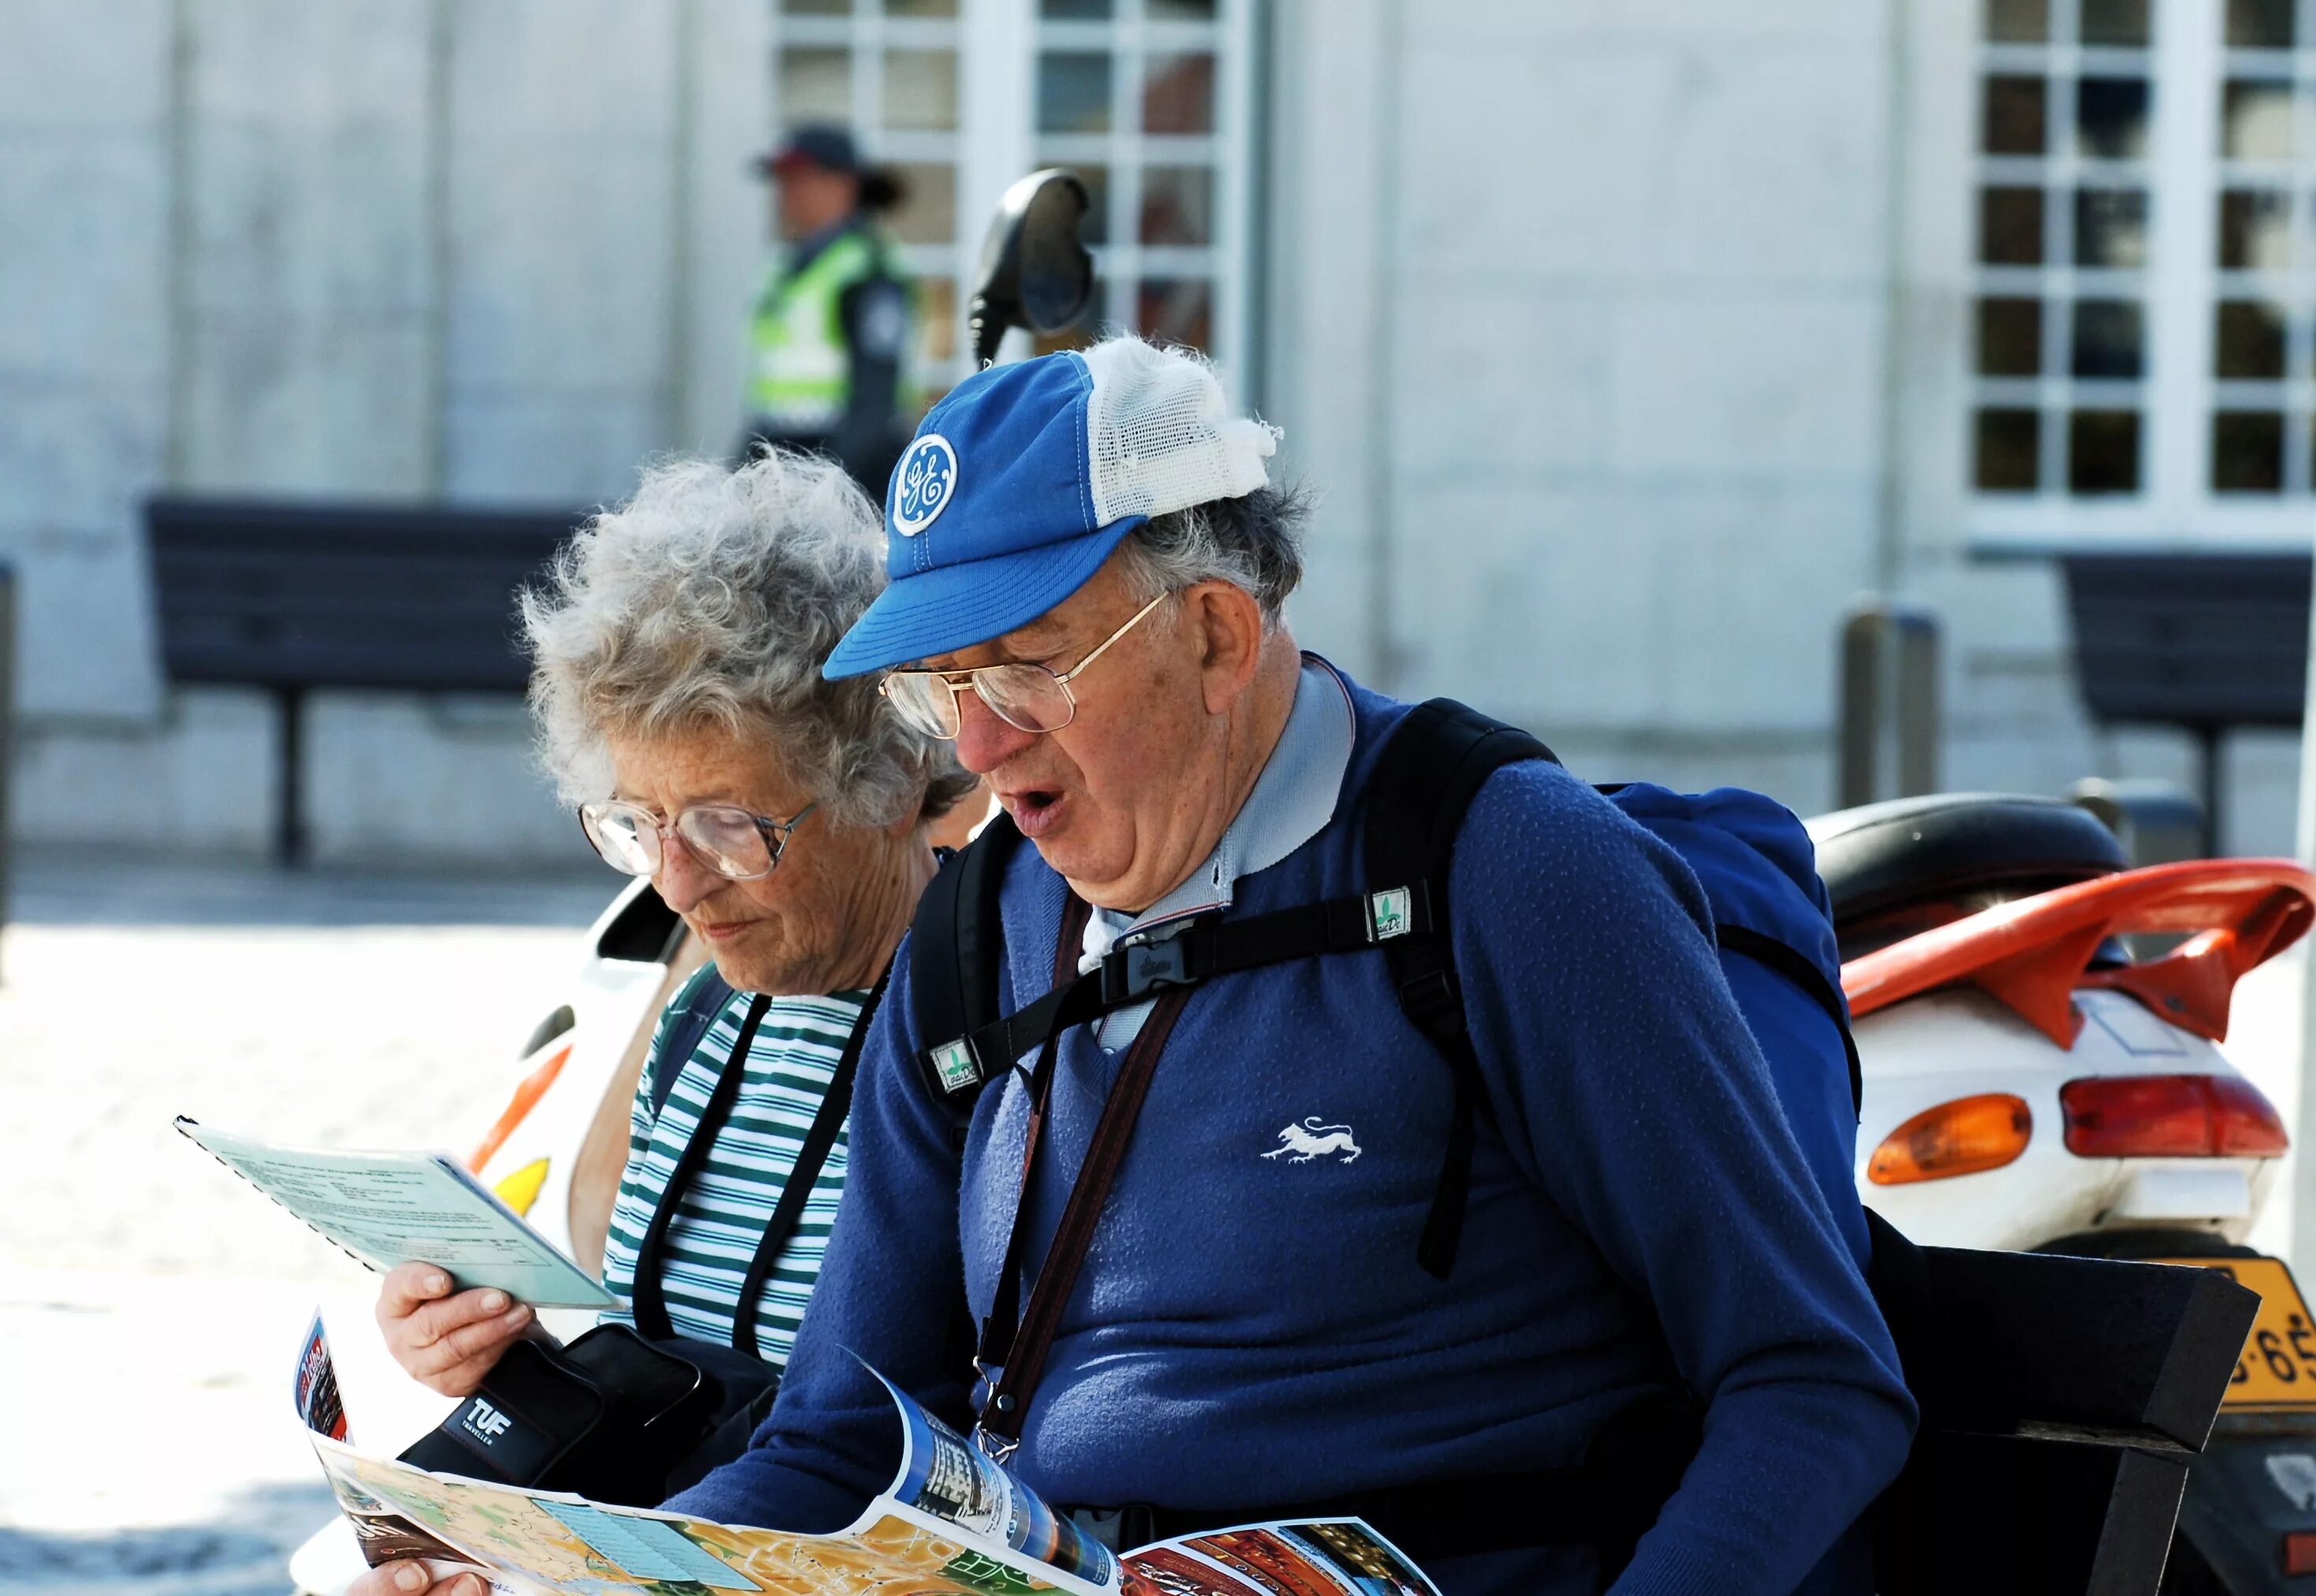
[1867,1093,2034,1185]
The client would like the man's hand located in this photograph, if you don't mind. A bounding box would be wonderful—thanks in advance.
[375,1261,532,1397]
[348,1560,488,1596]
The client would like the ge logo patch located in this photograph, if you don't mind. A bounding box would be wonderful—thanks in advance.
[892,434,958,537]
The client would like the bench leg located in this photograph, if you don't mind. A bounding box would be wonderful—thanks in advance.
[275,685,306,867]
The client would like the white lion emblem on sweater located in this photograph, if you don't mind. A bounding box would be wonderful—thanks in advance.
[1262,1117,1363,1164]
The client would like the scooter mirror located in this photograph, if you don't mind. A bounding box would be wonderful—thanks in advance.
[967,169,1094,367]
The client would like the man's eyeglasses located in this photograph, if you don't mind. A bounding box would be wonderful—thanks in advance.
[579,799,818,882]
[878,593,1168,741]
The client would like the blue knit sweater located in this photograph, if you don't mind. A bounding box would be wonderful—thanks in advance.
[670,681,1915,1594]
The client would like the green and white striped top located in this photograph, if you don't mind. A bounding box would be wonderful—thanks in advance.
[598,968,867,1369]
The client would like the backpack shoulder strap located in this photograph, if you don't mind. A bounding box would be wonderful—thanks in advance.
[1361,699,1558,1279]
[907,815,1026,1117]
[1712,923,1864,1116]
[648,962,738,1121]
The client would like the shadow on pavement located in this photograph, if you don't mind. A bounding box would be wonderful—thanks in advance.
[0,1479,338,1591]
[6,850,615,930]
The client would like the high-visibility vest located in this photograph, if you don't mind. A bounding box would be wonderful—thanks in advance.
[744,225,913,429]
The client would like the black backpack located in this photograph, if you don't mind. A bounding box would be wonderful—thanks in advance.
[904,696,1859,1280]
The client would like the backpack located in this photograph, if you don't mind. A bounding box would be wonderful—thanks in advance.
[907,697,1862,1279]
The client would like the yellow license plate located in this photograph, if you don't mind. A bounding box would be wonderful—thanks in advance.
[2156,1255,2316,1410]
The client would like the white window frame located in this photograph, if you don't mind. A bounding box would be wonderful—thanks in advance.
[1960,0,2313,550]
[766,0,1259,402]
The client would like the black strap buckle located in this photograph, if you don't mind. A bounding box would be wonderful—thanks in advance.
[1100,935,1198,1005]
[1397,967,1467,1042]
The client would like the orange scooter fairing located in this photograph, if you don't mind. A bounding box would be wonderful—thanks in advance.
[1841,859,2316,1049]
[468,1042,573,1173]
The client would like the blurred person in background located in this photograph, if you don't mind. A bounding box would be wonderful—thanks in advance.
[374,450,974,1492]
[736,124,918,497]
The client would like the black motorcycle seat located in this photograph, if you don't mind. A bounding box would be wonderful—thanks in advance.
[1805,793,2128,953]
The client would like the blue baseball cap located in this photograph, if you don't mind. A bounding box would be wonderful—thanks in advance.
[822,335,1277,681]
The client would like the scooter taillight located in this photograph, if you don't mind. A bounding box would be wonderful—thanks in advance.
[2057,1073,2288,1158]
[1867,1094,2033,1184]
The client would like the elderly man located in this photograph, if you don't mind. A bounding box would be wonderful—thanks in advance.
[695,334,1914,1594]
[359,336,1911,1596]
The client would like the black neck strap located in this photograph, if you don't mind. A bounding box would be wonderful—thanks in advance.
[631,979,886,1351]
[975,894,1210,1461]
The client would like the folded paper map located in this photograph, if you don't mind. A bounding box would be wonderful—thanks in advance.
[293,1318,1438,1596]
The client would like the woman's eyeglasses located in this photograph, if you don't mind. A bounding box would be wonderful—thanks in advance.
[578,800,818,882]
[878,593,1168,740]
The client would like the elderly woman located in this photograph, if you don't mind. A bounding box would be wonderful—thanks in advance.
[371,449,972,1475]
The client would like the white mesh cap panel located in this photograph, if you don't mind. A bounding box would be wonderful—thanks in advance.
[1079,336,1279,525]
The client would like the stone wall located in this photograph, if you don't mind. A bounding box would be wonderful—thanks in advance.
[1266,0,1897,818]
[0,0,769,865]
[6,0,2300,863]
[1263,0,2303,852]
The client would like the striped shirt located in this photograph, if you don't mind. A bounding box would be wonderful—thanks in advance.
[599,968,866,1369]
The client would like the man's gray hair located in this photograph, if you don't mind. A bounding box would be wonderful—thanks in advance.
[1114,483,1310,625]
[520,451,975,828]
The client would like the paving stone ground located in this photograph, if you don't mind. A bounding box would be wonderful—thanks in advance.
[0,852,616,1594]
[3,852,2307,1594]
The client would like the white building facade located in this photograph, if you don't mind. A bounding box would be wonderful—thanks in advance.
[3,0,2309,864]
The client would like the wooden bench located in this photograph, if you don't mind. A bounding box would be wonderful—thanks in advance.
[146,497,579,863]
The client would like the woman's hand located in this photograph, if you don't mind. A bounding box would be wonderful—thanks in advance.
[347,1561,488,1596]
[375,1261,533,1397]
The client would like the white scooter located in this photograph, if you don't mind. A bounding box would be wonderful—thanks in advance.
[1814,791,2316,1594]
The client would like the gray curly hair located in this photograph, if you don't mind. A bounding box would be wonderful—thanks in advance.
[520,451,975,829]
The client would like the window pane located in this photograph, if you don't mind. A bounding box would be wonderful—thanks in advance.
[1984,75,2047,155]
[2219,188,2294,268]
[2223,80,2298,159]
[2226,0,2295,48]
[1975,408,2041,490]
[2072,299,2143,377]
[2074,188,2148,267]
[2213,412,2285,491]
[1137,278,1214,351]
[783,0,848,12]
[2215,300,2288,377]
[916,276,957,367]
[1060,162,1110,246]
[779,48,852,127]
[2068,408,2141,494]
[885,0,959,14]
[2075,76,2150,160]
[1039,52,1112,134]
[2079,0,2150,46]
[1978,296,2043,375]
[886,161,956,244]
[1140,165,1214,245]
[883,48,958,132]
[1988,0,2049,43]
[1143,52,1216,135]
[1982,186,2046,264]
[1148,0,1220,16]
[1042,0,1112,15]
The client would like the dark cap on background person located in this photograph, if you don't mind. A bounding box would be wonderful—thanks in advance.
[752,122,902,211]
[755,122,862,178]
